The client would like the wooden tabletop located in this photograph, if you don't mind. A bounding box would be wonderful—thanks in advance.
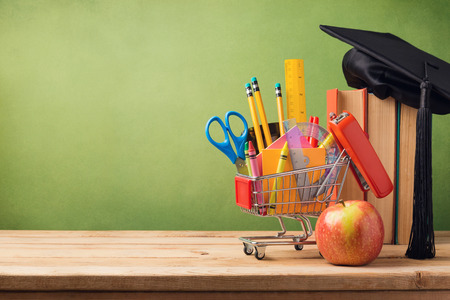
[0,230,449,299]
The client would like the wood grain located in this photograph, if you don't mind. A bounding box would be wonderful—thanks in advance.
[0,291,448,300]
[0,230,448,297]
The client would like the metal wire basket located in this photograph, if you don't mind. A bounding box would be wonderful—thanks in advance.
[234,150,351,259]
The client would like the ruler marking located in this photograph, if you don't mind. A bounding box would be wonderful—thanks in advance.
[285,59,306,123]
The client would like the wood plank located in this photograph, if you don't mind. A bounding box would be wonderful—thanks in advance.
[0,231,447,293]
[0,291,448,300]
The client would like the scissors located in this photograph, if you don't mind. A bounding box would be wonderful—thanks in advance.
[205,111,249,175]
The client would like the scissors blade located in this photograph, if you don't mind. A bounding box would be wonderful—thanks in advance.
[235,158,249,175]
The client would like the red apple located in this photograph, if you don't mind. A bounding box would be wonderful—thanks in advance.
[315,200,384,266]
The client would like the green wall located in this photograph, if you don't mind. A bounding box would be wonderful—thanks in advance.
[0,0,448,230]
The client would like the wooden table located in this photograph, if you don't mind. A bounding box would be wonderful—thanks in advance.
[0,231,448,299]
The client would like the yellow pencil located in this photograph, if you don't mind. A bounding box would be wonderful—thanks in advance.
[252,77,272,147]
[275,83,285,136]
[245,83,264,153]
[269,142,289,214]
[319,133,333,149]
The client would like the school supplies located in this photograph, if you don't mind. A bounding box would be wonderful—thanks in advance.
[245,83,264,153]
[247,122,281,155]
[326,88,367,202]
[300,148,327,207]
[248,141,265,214]
[285,125,310,163]
[256,122,311,174]
[307,116,314,145]
[238,145,351,258]
[397,103,417,245]
[289,121,341,200]
[244,142,252,177]
[366,94,397,244]
[248,141,259,176]
[237,110,391,258]
[319,133,334,150]
[275,83,285,136]
[285,122,328,198]
[310,116,319,147]
[205,111,249,175]
[302,148,326,182]
[252,77,272,147]
[296,122,340,165]
[328,111,393,198]
[261,146,328,214]
[285,125,311,200]
[282,118,297,133]
[262,148,296,214]
[285,59,307,123]
[267,142,289,214]
[285,125,311,166]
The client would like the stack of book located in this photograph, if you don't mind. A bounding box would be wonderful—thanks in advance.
[327,88,414,245]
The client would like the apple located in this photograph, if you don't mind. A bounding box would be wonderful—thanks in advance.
[315,200,384,266]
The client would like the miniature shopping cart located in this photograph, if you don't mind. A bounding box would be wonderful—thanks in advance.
[234,150,351,260]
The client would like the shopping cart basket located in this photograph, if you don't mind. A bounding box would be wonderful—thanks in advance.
[235,150,351,260]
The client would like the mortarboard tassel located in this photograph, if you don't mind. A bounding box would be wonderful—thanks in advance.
[406,64,435,259]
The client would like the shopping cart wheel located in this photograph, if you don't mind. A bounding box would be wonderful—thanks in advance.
[254,247,265,260]
[294,244,304,251]
[243,243,253,255]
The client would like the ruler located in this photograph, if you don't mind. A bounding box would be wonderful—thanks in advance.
[296,122,340,165]
[285,59,307,123]
[285,125,310,201]
[284,119,311,171]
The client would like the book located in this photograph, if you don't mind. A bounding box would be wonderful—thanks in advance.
[328,90,418,245]
[397,103,417,245]
[367,94,397,244]
[326,88,367,202]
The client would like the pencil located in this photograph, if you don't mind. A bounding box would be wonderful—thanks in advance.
[269,142,289,214]
[252,77,272,147]
[275,83,285,136]
[245,83,264,153]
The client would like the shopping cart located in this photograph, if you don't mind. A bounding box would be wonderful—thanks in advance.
[235,150,351,260]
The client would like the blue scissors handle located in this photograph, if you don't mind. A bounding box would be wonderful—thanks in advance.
[205,111,248,164]
[224,111,248,159]
[205,116,238,164]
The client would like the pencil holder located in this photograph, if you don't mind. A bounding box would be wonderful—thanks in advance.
[247,122,280,154]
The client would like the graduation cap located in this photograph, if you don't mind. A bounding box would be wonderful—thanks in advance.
[320,25,450,259]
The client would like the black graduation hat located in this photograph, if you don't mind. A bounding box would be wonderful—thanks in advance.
[320,25,450,259]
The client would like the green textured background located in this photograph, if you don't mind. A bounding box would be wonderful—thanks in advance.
[0,0,448,230]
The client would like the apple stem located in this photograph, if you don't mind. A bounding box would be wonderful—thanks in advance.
[338,199,346,207]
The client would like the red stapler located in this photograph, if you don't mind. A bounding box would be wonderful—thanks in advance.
[328,111,393,198]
